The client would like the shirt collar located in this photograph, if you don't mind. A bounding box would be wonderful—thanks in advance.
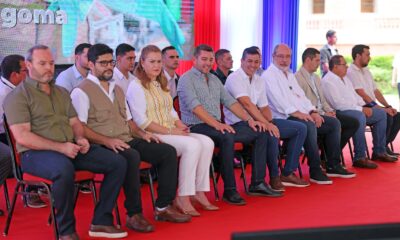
[72,64,85,80]
[87,73,116,88]
[271,63,292,75]
[190,67,213,80]
[349,63,363,72]
[238,67,253,82]
[163,69,177,81]
[1,77,16,89]
[25,76,55,89]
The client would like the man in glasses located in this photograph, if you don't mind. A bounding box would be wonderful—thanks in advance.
[321,55,395,169]
[262,43,341,185]
[71,44,191,233]
[162,46,180,98]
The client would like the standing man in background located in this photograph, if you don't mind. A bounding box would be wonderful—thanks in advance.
[320,30,338,77]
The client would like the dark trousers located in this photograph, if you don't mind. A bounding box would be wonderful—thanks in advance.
[336,113,360,149]
[128,139,178,209]
[386,112,400,145]
[191,121,278,190]
[21,145,127,235]
[289,115,342,172]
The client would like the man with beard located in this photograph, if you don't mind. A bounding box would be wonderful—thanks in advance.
[178,44,282,206]
[71,44,191,232]
[4,45,128,239]
[262,44,340,185]
[321,55,395,168]
[114,43,137,94]
[347,44,400,157]
[56,43,92,92]
[162,46,180,98]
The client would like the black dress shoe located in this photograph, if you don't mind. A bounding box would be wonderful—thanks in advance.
[386,147,400,156]
[248,182,283,197]
[222,190,246,206]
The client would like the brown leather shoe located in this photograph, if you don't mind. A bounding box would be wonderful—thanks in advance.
[353,159,378,169]
[270,176,285,192]
[155,205,191,223]
[88,225,128,238]
[371,153,398,163]
[280,173,310,187]
[126,213,154,233]
[59,232,80,240]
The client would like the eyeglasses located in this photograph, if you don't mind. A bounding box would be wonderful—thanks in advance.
[274,54,291,60]
[96,60,116,67]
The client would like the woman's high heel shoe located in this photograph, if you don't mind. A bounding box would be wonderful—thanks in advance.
[191,197,219,211]
[173,200,201,217]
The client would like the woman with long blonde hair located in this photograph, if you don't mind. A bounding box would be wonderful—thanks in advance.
[126,45,218,216]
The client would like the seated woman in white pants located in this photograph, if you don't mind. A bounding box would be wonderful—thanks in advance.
[126,45,217,216]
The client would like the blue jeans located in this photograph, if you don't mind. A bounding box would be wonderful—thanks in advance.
[337,108,387,160]
[273,119,307,176]
[289,115,342,172]
[21,145,127,235]
[190,121,278,190]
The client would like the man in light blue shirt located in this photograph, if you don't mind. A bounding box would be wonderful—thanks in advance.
[56,43,92,92]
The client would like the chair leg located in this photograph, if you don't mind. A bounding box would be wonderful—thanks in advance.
[114,204,121,228]
[3,182,22,236]
[209,163,219,201]
[239,157,248,194]
[46,185,59,240]
[390,142,394,152]
[3,180,10,211]
[147,170,156,211]
[90,180,97,205]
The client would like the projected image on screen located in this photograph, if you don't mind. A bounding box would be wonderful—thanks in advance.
[0,0,194,64]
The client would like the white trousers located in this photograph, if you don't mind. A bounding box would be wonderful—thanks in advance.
[156,133,214,196]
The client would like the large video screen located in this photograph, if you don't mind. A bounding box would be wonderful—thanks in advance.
[0,0,194,64]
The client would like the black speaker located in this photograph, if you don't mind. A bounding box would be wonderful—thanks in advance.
[232,223,400,240]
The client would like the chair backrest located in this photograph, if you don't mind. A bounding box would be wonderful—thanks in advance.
[173,96,181,118]
[3,115,23,181]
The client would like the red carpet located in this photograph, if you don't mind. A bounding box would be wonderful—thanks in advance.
[1,138,400,240]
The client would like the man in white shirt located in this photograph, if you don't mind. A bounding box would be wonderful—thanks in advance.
[263,44,339,185]
[347,44,400,157]
[320,30,338,77]
[162,46,180,98]
[114,43,137,94]
[224,47,309,189]
[0,54,47,209]
[56,43,91,92]
[321,55,395,168]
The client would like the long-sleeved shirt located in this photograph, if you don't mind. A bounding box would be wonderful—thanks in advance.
[261,64,315,119]
[320,71,365,111]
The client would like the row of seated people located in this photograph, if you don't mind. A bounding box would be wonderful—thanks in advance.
[0,42,399,240]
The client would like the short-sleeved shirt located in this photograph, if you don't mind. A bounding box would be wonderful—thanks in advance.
[177,67,237,125]
[56,64,85,92]
[3,77,77,152]
[346,63,377,101]
[224,68,268,125]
